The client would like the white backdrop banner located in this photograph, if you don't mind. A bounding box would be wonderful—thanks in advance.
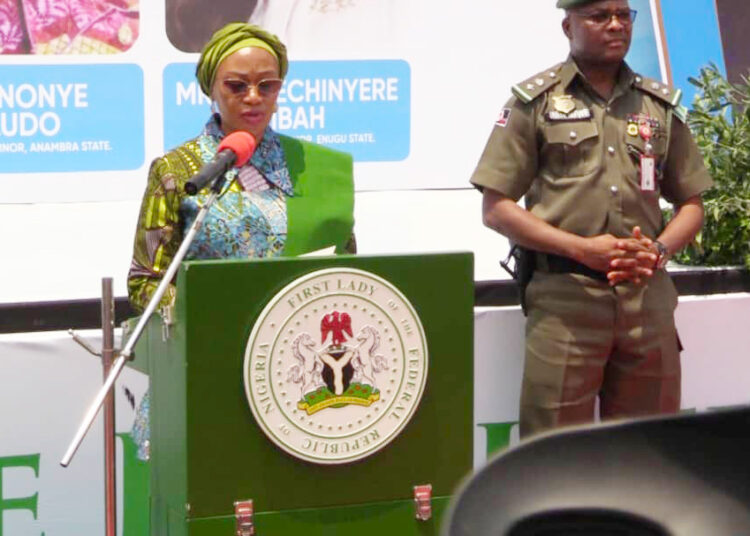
[0,330,148,536]
[1,0,664,202]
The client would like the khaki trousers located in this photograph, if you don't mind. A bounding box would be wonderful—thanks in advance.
[519,269,681,438]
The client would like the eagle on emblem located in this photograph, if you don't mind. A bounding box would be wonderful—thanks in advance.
[321,311,352,347]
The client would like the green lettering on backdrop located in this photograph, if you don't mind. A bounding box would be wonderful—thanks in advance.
[0,442,148,536]
[478,421,518,457]
[0,454,40,536]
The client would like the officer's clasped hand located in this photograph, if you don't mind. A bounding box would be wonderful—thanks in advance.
[607,226,658,286]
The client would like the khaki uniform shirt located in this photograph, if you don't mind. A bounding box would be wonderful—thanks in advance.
[471,58,713,239]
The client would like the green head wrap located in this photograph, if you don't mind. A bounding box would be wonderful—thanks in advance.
[557,0,608,8]
[196,22,288,96]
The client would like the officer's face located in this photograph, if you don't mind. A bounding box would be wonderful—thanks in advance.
[563,0,633,66]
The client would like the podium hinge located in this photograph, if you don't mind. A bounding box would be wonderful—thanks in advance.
[234,499,255,536]
[414,484,432,521]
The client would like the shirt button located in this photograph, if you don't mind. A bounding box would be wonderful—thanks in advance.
[570,131,577,140]
[608,146,615,155]
[610,185,619,195]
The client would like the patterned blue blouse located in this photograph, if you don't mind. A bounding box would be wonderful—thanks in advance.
[182,115,295,260]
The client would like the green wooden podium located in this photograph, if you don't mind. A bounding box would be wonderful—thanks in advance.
[131,253,473,535]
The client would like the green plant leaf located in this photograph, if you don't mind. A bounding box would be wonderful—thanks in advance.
[664,64,750,270]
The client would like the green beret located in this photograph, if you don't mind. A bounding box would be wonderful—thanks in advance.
[196,22,288,96]
[556,0,605,8]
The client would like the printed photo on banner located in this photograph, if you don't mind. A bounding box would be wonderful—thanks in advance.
[0,0,672,198]
[0,0,139,54]
[250,0,409,59]
[165,0,258,52]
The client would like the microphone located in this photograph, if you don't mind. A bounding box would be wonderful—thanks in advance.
[184,131,256,195]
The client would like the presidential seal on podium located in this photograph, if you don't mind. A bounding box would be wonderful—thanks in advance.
[243,267,428,464]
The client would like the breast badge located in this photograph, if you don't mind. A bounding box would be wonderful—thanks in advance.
[548,95,591,121]
[553,95,576,115]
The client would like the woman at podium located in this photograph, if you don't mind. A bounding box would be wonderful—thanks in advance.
[126,23,355,460]
[127,22,355,315]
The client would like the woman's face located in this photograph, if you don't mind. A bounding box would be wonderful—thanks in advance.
[211,46,282,142]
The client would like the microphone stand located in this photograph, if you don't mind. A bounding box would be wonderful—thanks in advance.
[60,172,230,483]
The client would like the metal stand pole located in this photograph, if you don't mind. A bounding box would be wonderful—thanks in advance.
[101,279,117,536]
[66,279,120,535]
[61,184,225,468]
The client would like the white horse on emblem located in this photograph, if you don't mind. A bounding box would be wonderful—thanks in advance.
[352,326,387,389]
[287,333,323,396]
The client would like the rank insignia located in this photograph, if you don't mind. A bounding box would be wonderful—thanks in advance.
[552,95,576,115]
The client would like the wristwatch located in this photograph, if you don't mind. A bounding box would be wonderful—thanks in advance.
[654,240,670,270]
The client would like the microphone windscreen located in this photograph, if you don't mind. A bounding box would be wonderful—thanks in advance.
[217,131,256,167]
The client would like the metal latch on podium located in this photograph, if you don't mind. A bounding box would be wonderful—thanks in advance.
[160,304,174,341]
[414,484,433,521]
[234,499,254,536]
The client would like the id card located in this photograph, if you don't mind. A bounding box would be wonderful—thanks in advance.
[640,155,655,191]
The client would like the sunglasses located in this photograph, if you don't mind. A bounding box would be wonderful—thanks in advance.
[222,78,283,98]
[576,8,637,27]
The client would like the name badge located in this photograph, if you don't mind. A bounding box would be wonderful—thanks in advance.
[640,155,656,192]
[547,108,592,121]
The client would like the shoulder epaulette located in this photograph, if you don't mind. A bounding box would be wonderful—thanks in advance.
[633,74,683,108]
[673,104,689,124]
[511,65,563,104]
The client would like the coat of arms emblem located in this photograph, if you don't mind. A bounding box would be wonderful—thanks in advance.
[243,268,428,464]
[290,312,387,415]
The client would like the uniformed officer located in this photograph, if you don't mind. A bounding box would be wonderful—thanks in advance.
[471,0,713,437]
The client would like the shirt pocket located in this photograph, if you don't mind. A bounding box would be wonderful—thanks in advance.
[624,132,668,179]
[542,121,600,178]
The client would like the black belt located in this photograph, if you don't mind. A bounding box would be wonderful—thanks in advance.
[540,253,609,282]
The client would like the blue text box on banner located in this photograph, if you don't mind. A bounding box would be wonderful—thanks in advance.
[0,64,144,172]
[164,60,410,161]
